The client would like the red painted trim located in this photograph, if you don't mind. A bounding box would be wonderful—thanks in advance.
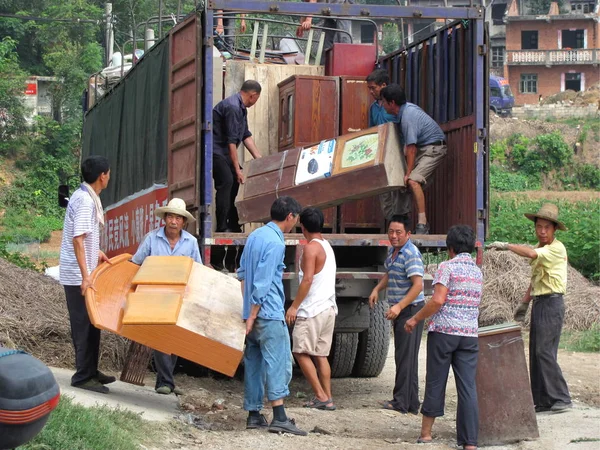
[0,393,60,424]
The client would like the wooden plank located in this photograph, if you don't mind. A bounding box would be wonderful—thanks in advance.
[131,256,193,286]
[122,293,183,325]
[243,165,297,198]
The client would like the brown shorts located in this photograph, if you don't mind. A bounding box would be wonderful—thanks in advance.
[292,307,336,356]
[409,144,447,186]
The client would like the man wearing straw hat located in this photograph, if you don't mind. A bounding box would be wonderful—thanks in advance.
[131,198,202,395]
[488,203,572,413]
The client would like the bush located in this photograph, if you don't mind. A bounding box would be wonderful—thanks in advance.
[509,132,572,177]
[490,165,541,192]
[489,196,600,281]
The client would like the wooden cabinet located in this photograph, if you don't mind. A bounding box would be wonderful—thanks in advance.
[278,75,339,152]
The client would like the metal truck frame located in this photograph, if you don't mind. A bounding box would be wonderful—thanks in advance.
[80,1,489,378]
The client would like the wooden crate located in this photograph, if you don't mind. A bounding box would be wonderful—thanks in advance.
[278,75,339,152]
[236,123,406,224]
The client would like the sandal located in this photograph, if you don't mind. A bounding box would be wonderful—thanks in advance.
[380,400,405,413]
[416,437,433,444]
[304,397,336,411]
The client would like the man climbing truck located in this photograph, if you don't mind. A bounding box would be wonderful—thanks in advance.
[76,1,489,378]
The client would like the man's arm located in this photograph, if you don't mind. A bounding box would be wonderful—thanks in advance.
[286,243,318,325]
[131,233,152,265]
[368,273,389,308]
[228,143,244,184]
[385,274,423,320]
[243,136,262,159]
[404,283,448,333]
[73,235,91,295]
[297,0,317,36]
[509,244,538,260]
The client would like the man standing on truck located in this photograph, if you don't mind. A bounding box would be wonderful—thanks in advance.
[59,155,115,394]
[488,203,572,413]
[237,196,307,436]
[296,0,353,65]
[380,85,447,235]
[131,198,202,396]
[366,69,405,223]
[285,207,337,411]
[368,215,424,414]
[213,80,262,233]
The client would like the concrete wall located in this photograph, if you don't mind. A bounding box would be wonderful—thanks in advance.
[511,103,599,119]
[507,64,600,104]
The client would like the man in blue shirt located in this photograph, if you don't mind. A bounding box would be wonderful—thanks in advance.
[381,84,447,234]
[213,80,262,232]
[368,215,425,414]
[237,196,307,436]
[131,198,202,395]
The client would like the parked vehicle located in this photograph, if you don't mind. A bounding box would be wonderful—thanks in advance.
[489,75,514,116]
[71,2,489,378]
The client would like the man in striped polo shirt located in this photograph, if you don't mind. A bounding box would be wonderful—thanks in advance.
[59,155,113,394]
[369,215,425,414]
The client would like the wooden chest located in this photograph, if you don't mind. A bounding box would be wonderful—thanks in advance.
[278,75,339,152]
[236,123,406,224]
[339,76,385,233]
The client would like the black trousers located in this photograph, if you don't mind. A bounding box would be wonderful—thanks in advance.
[64,285,101,385]
[213,153,241,232]
[391,302,424,413]
[421,332,479,448]
[154,351,178,390]
[530,294,571,407]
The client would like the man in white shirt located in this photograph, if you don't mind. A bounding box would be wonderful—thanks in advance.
[286,207,337,411]
[59,155,112,394]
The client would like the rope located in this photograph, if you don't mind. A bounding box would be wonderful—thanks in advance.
[0,349,26,359]
[274,150,288,199]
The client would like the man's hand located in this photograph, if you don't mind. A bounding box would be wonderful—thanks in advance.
[245,317,256,335]
[236,169,245,184]
[296,18,312,37]
[285,306,298,325]
[368,289,379,309]
[98,250,111,265]
[240,19,247,33]
[404,174,410,186]
[487,241,509,251]
[514,302,529,322]
[385,303,402,320]
[80,276,96,296]
[404,317,418,333]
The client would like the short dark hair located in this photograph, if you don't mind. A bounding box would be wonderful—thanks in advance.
[271,196,302,221]
[380,84,407,106]
[534,217,558,229]
[389,214,411,232]
[81,155,110,184]
[300,207,324,233]
[446,225,476,254]
[241,80,262,94]
[366,69,390,86]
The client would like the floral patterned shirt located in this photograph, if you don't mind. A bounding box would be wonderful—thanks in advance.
[428,253,483,337]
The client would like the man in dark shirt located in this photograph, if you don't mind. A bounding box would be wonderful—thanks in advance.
[213,80,262,232]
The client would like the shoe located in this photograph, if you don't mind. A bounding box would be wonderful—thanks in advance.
[268,418,307,436]
[95,371,116,385]
[416,437,433,444]
[173,386,184,396]
[414,223,430,235]
[246,413,268,429]
[380,400,407,413]
[155,385,173,395]
[303,397,336,411]
[534,405,552,413]
[550,401,573,412]
[72,379,109,394]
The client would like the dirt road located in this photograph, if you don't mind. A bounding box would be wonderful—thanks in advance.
[152,337,600,450]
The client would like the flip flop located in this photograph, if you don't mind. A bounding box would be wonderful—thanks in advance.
[416,437,433,444]
[304,398,336,411]
[380,400,404,413]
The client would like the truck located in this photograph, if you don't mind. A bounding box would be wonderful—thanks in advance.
[76,1,489,378]
[489,75,514,116]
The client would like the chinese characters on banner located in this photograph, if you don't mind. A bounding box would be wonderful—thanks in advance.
[101,186,169,257]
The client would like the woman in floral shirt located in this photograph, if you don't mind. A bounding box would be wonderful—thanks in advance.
[405,225,483,450]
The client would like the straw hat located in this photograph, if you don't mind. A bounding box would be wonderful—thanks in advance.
[154,198,195,223]
[524,203,566,231]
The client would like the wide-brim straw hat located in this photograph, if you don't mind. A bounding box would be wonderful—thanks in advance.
[154,198,195,223]
[524,202,566,231]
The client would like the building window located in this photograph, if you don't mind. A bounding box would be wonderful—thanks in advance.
[520,74,538,93]
[564,73,582,91]
[571,2,594,13]
[561,29,585,49]
[521,31,538,50]
[360,24,375,44]
[491,3,507,25]
[491,46,505,68]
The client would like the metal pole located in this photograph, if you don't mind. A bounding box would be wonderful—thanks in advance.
[145,28,156,52]
[158,0,163,38]
[105,3,113,66]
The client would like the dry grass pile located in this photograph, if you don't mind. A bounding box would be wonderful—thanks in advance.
[0,258,128,370]
[481,250,600,331]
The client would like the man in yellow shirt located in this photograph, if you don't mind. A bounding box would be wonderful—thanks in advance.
[488,203,572,413]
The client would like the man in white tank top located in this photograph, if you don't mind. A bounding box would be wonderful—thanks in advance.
[285,207,338,411]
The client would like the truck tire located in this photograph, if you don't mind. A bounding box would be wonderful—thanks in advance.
[352,299,390,377]
[328,332,359,378]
